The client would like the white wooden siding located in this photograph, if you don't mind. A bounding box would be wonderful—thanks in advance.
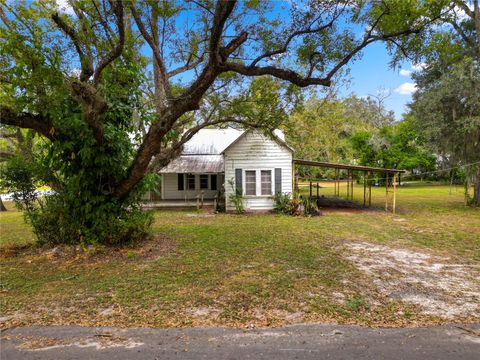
[224,131,293,211]
[162,173,223,200]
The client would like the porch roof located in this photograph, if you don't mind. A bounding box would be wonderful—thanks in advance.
[159,155,224,174]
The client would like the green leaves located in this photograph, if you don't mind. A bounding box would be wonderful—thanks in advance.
[411,58,480,167]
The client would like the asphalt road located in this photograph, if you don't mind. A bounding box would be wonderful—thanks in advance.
[1,324,479,359]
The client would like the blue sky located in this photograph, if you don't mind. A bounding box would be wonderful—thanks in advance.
[342,42,419,120]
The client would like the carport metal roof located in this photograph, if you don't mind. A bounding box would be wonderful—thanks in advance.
[293,159,406,174]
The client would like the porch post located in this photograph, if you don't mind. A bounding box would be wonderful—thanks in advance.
[363,171,366,206]
[350,171,354,200]
[393,173,397,214]
[385,173,389,212]
[368,171,372,206]
[347,170,350,199]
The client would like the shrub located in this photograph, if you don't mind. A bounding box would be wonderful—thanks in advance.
[0,156,37,213]
[287,197,302,216]
[1,156,154,246]
[227,178,244,214]
[273,192,291,213]
[215,201,226,213]
[273,192,305,216]
[302,197,320,216]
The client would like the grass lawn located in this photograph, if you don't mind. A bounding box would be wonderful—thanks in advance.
[0,182,479,328]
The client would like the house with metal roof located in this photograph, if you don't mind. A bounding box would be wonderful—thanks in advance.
[156,128,294,211]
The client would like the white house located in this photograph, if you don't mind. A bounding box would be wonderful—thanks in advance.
[158,128,294,211]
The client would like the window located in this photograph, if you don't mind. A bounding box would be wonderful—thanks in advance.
[187,174,195,190]
[200,174,208,190]
[245,170,256,195]
[210,174,217,191]
[177,173,184,191]
[261,170,272,195]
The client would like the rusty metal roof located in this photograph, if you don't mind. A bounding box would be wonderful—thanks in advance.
[183,128,243,155]
[159,155,224,173]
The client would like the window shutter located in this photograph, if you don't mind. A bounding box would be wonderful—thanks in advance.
[235,168,242,195]
[177,173,184,191]
[275,168,282,194]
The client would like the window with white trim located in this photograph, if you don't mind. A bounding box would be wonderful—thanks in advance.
[245,170,256,195]
[261,170,272,195]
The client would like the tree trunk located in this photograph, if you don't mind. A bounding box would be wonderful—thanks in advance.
[474,0,480,56]
[0,197,7,212]
[474,163,480,206]
[465,175,471,206]
[449,170,454,195]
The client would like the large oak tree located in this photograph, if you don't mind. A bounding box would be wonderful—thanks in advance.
[0,0,449,243]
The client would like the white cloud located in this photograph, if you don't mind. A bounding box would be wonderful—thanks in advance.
[56,0,75,15]
[454,3,474,21]
[394,82,417,95]
[399,69,412,77]
[412,63,426,71]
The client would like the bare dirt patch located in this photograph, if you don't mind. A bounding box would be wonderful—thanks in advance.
[345,241,480,320]
[0,234,177,264]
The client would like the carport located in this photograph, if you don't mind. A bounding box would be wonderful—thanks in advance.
[293,159,406,213]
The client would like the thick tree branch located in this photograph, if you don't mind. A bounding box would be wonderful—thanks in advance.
[51,12,93,81]
[70,81,107,144]
[173,0,238,110]
[249,14,340,68]
[167,55,205,78]
[210,0,237,63]
[221,31,248,59]
[0,105,55,141]
[221,62,331,86]
[93,0,125,85]
[130,3,170,105]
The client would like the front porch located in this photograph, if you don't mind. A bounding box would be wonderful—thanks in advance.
[142,198,216,209]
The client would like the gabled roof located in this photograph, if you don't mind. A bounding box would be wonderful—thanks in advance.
[221,129,294,154]
[183,128,243,155]
[159,128,293,174]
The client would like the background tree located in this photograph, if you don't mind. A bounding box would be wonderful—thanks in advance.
[410,59,480,205]
[283,94,395,178]
[0,0,448,244]
[395,0,480,205]
[0,127,36,211]
[350,114,436,176]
